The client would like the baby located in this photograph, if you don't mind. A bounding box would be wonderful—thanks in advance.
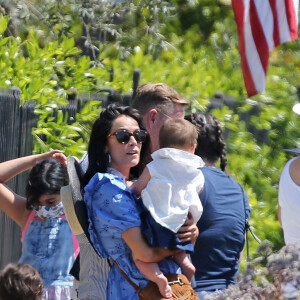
[131,118,205,298]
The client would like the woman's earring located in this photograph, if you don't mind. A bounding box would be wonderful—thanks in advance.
[108,153,111,164]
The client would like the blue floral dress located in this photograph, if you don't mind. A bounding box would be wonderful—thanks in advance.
[84,173,181,300]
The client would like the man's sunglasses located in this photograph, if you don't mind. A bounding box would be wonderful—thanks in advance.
[108,129,147,144]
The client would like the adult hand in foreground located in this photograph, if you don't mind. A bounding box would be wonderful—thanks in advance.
[177,212,199,245]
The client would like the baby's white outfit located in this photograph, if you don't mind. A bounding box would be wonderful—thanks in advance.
[141,147,205,233]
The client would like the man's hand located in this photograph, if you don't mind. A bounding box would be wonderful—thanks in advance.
[176,212,199,245]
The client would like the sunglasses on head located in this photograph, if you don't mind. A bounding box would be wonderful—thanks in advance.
[108,129,147,144]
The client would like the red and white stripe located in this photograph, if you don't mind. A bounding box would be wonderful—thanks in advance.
[232,0,299,97]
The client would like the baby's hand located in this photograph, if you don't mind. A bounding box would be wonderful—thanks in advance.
[126,180,134,188]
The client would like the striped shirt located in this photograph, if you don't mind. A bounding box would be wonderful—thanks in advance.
[75,153,110,300]
[76,233,110,300]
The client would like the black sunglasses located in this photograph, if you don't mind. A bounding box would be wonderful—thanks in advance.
[108,129,147,144]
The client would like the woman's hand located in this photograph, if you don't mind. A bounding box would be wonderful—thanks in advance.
[176,212,199,245]
[152,247,182,261]
[123,227,180,263]
[131,246,179,263]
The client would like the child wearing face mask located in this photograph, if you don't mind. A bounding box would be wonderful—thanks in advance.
[0,150,79,300]
[130,118,204,298]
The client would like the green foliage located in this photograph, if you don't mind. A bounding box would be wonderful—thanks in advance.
[0,14,109,158]
[171,0,233,42]
[1,0,177,61]
[33,100,102,158]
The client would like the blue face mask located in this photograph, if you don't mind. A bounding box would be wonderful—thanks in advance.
[34,201,64,220]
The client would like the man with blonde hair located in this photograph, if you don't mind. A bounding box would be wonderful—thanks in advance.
[132,82,189,159]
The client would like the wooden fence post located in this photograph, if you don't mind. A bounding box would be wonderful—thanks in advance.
[0,87,36,269]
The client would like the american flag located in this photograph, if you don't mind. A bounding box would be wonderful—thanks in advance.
[232,0,299,97]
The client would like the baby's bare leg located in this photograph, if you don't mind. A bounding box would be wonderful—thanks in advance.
[173,251,195,282]
[135,259,172,298]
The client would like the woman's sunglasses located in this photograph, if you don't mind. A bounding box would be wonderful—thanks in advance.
[108,129,147,144]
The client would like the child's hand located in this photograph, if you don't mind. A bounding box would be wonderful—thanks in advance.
[36,150,67,167]
[52,151,67,167]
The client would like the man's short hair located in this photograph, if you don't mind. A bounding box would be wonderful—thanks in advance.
[132,83,189,116]
[159,118,197,149]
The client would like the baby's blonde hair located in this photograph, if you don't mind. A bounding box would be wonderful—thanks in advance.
[159,118,197,150]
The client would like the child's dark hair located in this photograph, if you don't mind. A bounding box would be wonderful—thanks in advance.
[185,112,227,171]
[159,118,197,150]
[25,159,68,209]
[0,263,44,300]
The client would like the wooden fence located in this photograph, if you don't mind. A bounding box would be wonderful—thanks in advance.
[0,87,37,269]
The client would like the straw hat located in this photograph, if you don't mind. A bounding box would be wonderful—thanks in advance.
[61,185,84,235]
[61,155,88,236]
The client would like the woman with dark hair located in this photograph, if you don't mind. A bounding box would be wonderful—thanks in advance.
[83,104,147,186]
[82,104,187,299]
[185,112,251,298]
[0,151,79,300]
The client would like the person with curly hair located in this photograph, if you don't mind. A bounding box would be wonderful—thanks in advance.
[185,112,251,298]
